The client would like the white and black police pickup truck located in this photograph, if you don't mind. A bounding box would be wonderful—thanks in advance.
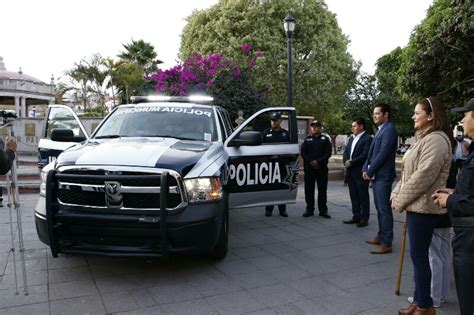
[35,96,299,259]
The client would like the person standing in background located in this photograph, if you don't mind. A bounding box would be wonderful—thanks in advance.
[428,213,452,309]
[433,98,474,315]
[392,96,453,315]
[301,120,332,218]
[362,103,398,254]
[453,129,470,171]
[343,118,373,227]
[0,137,17,207]
[262,112,289,217]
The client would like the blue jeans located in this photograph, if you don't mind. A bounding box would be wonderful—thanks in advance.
[372,180,393,246]
[407,212,441,309]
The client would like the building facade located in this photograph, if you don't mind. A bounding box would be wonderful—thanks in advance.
[0,56,55,117]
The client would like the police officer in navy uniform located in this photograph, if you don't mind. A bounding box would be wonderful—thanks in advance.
[301,120,332,218]
[263,112,289,217]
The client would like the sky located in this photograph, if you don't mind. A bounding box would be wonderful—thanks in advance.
[1,0,433,84]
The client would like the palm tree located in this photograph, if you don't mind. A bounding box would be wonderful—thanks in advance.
[63,54,108,111]
[118,39,162,75]
[65,62,90,109]
[82,54,108,108]
[113,62,146,104]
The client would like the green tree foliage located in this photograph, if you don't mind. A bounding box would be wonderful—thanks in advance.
[63,54,107,110]
[60,53,149,110]
[324,110,351,153]
[398,0,473,110]
[342,73,378,134]
[376,47,414,143]
[180,0,356,119]
[118,39,162,76]
[113,62,146,104]
[59,40,164,110]
[208,61,266,120]
[81,107,105,117]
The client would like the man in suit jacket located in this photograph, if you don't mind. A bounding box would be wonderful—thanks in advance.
[343,118,373,227]
[362,103,398,254]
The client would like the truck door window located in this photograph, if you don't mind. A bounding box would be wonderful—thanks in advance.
[45,107,85,139]
[242,110,292,144]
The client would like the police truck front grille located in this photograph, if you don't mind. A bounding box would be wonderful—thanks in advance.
[55,168,185,210]
[58,190,106,207]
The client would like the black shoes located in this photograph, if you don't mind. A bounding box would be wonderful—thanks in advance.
[303,211,331,218]
[343,218,368,227]
[343,218,360,224]
[266,211,289,217]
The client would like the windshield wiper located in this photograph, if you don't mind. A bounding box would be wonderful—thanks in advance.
[94,135,123,139]
[149,134,196,141]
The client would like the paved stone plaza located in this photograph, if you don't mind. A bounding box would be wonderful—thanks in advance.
[0,182,459,314]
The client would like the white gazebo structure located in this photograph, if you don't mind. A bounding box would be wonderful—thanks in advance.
[0,56,55,117]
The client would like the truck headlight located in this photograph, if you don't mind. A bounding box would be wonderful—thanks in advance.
[184,177,223,203]
[39,162,54,197]
[40,170,47,196]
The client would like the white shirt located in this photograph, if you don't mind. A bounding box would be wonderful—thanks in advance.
[376,123,386,136]
[350,131,365,160]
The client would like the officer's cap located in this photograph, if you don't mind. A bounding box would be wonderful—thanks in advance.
[452,98,474,114]
[310,120,322,127]
[271,113,282,121]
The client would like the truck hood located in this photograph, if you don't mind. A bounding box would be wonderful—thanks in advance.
[56,137,212,176]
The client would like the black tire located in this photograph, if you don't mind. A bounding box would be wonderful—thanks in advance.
[211,199,229,260]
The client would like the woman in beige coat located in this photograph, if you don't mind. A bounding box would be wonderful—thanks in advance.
[391,97,454,315]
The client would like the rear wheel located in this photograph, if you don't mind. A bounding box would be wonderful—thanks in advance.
[211,199,228,260]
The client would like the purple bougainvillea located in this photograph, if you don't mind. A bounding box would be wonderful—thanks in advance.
[242,43,252,55]
[149,43,264,96]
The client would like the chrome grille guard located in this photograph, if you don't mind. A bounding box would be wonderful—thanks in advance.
[55,165,188,210]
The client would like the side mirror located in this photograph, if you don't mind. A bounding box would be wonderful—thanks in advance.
[51,128,86,142]
[229,131,263,147]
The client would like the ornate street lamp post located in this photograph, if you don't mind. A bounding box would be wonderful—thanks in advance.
[284,12,295,107]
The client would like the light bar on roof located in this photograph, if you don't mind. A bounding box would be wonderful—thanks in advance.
[130,95,172,103]
[188,95,214,102]
[144,95,172,102]
[130,95,214,104]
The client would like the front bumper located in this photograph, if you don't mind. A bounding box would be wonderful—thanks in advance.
[35,196,224,257]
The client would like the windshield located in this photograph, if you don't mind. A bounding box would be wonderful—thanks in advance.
[94,104,218,141]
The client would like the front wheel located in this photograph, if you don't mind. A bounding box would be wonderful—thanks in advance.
[211,199,229,260]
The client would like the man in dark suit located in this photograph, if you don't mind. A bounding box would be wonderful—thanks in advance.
[343,118,372,227]
[362,103,398,254]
